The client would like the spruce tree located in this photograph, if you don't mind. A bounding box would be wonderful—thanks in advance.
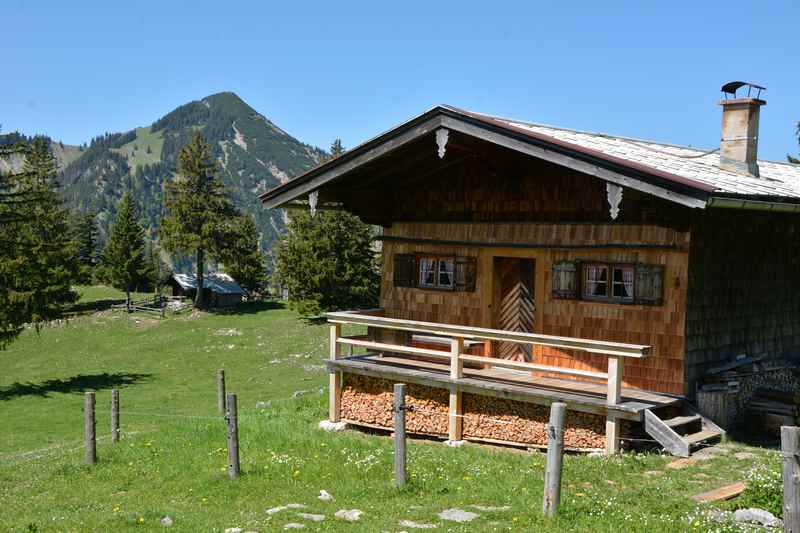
[160,133,237,308]
[71,211,98,283]
[219,213,266,293]
[0,137,80,346]
[101,192,148,310]
[330,138,345,157]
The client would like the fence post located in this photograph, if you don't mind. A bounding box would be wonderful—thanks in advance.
[394,383,407,488]
[111,389,120,443]
[226,393,240,479]
[329,323,343,422]
[783,426,799,532]
[448,337,464,442]
[84,392,96,464]
[543,402,566,517]
[217,369,226,415]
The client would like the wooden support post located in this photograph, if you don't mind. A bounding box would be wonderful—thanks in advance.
[394,383,406,488]
[783,426,800,532]
[605,356,622,455]
[111,389,120,443]
[84,392,96,465]
[226,393,240,479]
[217,369,226,415]
[449,337,464,442]
[543,402,566,517]
[329,323,342,422]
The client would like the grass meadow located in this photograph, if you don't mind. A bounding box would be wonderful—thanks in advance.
[0,287,783,532]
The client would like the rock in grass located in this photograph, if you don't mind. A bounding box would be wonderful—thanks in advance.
[334,509,364,521]
[469,505,511,512]
[296,513,325,522]
[733,508,782,528]
[438,509,478,522]
[160,516,173,527]
[215,328,242,336]
[283,524,305,530]
[318,489,334,501]
[318,420,347,432]
[224,528,242,533]
[399,519,438,528]
[267,504,306,515]
[443,440,465,448]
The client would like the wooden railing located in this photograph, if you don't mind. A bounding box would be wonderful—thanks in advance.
[326,309,651,454]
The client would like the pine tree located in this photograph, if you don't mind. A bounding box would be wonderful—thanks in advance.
[101,192,148,310]
[273,210,379,316]
[219,213,266,293]
[71,211,98,283]
[0,138,80,345]
[789,122,800,164]
[160,133,237,308]
[330,138,345,158]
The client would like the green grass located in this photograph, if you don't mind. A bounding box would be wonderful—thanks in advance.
[0,286,782,532]
[113,127,164,170]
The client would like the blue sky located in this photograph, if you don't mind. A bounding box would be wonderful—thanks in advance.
[4,1,799,161]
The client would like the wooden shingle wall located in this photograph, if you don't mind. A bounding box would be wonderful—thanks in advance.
[380,222,690,395]
[684,210,800,397]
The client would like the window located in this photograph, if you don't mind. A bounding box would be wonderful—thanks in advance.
[419,256,454,290]
[393,253,476,292]
[551,260,663,306]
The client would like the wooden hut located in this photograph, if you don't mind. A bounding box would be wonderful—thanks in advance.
[168,272,245,308]
[260,83,800,455]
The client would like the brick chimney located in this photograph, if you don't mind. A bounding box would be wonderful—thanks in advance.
[718,82,766,177]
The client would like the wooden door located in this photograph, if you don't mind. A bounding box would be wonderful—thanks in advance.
[493,258,536,361]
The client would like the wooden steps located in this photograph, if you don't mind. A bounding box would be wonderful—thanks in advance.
[645,403,724,457]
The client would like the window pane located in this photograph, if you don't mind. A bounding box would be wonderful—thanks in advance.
[419,258,437,287]
[438,258,454,288]
[612,266,634,299]
[584,265,608,297]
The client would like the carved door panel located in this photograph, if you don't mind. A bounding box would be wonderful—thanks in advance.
[494,258,535,362]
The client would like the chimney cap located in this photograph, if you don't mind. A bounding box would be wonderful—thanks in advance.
[721,81,766,99]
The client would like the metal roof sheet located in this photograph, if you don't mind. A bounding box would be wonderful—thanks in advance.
[470,110,800,199]
[171,272,246,295]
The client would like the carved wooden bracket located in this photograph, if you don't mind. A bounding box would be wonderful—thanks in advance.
[309,190,319,217]
[606,183,623,220]
[436,128,449,159]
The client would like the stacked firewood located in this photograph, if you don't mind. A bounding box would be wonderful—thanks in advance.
[748,388,800,436]
[340,375,608,449]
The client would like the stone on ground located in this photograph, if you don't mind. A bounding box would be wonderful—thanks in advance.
[734,451,757,460]
[438,509,479,522]
[335,509,364,522]
[267,504,306,515]
[224,528,242,533]
[443,440,465,448]
[160,516,173,527]
[318,489,334,501]
[297,513,325,522]
[319,420,347,432]
[283,524,305,530]
[215,328,242,336]
[643,470,663,477]
[734,508,782,528]
[399,519,438,528]
[469,505,511,512]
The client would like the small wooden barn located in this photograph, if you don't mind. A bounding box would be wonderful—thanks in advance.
[168,272,245,308]
[260,83,800,455]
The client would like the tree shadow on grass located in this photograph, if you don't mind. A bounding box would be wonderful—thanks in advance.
[0,372,152,401]
[65,298,127,317]
[207,300,286,316]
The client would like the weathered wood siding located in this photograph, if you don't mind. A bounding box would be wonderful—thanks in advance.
[684,210,800,396]
[380,222,690,395]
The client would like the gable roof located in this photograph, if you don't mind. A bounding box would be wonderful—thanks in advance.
[260,105,800,212]
[171,273,246,295]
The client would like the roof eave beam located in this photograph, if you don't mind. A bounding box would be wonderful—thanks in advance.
[707,197,800,213]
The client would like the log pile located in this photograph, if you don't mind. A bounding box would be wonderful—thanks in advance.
[339,375,609,449]
[748,388,800,436]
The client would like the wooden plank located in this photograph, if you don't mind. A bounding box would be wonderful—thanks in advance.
[690,481,747,503]
[329,357,645,420]
[782,426,800,532]
[449,388,462,441]
[329,324,342,422]
[644,409,689,457]
[338,337,451,360]
[459,353,607,379]
[605,357,622,454]
[328,312,650,358]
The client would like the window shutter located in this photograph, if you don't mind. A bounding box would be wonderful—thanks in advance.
[393,254,417,288]
[552,261,579,299]
[634,263,664,305]
[454,256,477,292]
